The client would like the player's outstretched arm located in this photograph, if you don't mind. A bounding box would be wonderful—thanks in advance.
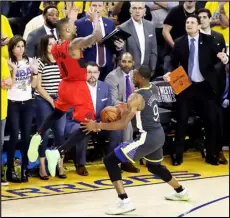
[69,9,103,53]
[80,93,145,134]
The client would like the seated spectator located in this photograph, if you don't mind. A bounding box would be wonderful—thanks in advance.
[6,36,38,183]
[65,62,138,175]
[1,15,14,59]
[75,2,124,81]
[23,1,59,40]
[35,35,66,180]
[105,52,140,173]
[105,52,134,141]
[1,57,13,186]
[26,6,59,58]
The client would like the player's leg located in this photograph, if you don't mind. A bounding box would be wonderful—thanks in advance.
[28,93,69,163]
[71,81,95,122]
[144,148,190,201]
[103,141,137,215]
[103,131,161,215]
[43,81,94,176]
[45,127,90,177]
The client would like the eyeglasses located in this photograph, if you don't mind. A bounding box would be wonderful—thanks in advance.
[87,71,99,74]
[131,7,145,11]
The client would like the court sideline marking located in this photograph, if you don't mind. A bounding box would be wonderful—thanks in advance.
[178,195,229,217]
[2,175,229,202]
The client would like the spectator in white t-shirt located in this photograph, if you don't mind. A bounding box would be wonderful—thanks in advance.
[6,35,38,183]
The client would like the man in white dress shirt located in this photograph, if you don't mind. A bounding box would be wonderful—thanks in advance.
[119,2,158,76]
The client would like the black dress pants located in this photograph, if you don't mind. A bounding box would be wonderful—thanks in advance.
[174,81,220,157]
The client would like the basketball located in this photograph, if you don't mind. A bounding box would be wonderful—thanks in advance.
[100,106,121,123]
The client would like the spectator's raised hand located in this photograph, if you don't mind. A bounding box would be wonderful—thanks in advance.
[7,58,17,73]
[163,72,171,82]
[30,57,39,74]
[217,48,229,64]
[87,7,99,22]
[67,2,79,21]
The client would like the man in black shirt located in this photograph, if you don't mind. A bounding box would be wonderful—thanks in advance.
[162,1,197,73]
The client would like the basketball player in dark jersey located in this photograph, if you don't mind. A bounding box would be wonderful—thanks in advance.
[27,9,103,175]
[81,66,190,215]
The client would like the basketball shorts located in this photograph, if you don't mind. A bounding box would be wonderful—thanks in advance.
[114,127,165,164]
[54,80,95,122]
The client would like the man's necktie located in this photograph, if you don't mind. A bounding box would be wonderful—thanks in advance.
[126,75,132,102]
[97,20,105,67]
[97,43,105,67]
[188,38,195,80]
[50,29,57,40]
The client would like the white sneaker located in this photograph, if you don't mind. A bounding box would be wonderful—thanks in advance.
[1,179,9,186]
[105,198,136,215]
[45,150,60,177]
[165,188,190,201]
[28,134,42,162]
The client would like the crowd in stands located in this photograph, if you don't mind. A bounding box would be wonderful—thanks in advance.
[1,1,229,185]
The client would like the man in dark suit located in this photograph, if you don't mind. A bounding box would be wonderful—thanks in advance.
[75,2,124,81]
[198,8,228,164]
[65,62,137,176]
[119,2,158,75]
[26,6,59,57]
[163,15,229,166]
[198,8,226,52]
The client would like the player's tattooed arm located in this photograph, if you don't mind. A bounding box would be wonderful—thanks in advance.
[69,9,103,54]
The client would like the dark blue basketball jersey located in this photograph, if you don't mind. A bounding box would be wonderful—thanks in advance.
[132,84,161,132]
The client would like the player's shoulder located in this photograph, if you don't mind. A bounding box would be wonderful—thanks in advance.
[130,92,144,101]
[54,40,70,52]
[59,40,71,47]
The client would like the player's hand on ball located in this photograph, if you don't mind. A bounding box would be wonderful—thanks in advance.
[115,103,127,116]
[80,119,100,135]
